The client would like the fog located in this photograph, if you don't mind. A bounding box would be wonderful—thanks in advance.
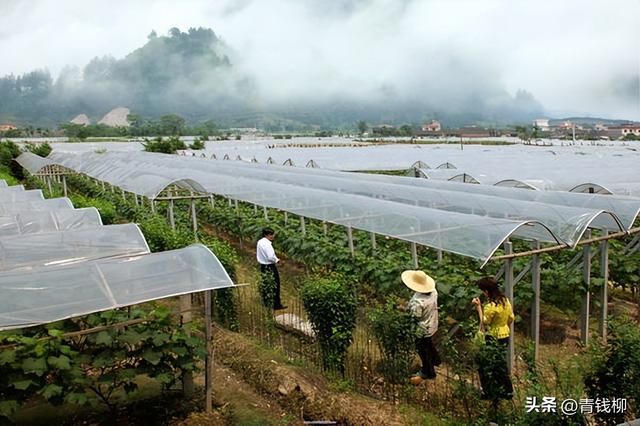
[0,0,638,120]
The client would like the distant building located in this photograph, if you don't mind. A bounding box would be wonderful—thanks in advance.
[533,119,550,131]
[607,125,640,139]
[0,124,17,132]
[594,123,608,131]
[421,120,441,132]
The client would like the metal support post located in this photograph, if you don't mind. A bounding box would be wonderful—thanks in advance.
[300,216,306,236]
[151,200,156,214]
[323,221,328,236]
[531,240,541,361]
[371,232,377,250]
[62,176,68,198]
[284,211,288,225]
[204,290,213,412]
[169,199,176,230]
[191,199,198,236]
[234,199,238,212]
[263,206,268,220]
[134,194,139,206]
[101,180,105,191]
[47,176,52,196]
[181,294,193,396]
[121,189,126,201]
[504,241,515,372]
[347,226,355,257]
[209,195,215,207]
[599,230,609,341]
[437,250,443,263]
[580,230,592,345]
[411,242,418,268]
[254,204,258,214]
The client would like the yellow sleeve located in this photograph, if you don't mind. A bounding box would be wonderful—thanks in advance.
[482,303,497,326]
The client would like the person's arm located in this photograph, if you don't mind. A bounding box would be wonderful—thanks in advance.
[472,297,484,331]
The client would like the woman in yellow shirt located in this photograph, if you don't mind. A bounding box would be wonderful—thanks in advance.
[471,277,514,401]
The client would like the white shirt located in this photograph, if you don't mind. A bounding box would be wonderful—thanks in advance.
[409,291,438,337]
[256,237,279,265]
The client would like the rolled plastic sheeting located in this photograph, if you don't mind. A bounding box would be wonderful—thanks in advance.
[0,208,103,237]
[0,223,149,272]
[0,197,74,215]
[0,244,235,331]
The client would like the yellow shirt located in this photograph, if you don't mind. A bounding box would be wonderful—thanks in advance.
[483,299,514,339]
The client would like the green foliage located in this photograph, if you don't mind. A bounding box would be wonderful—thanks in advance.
[370,297,419,383]
[0,306,205,420]
[584,316,640,425]
[142,136,187,154]
[301,275,357,373]
[189,138,205,150]
[26,142,52,158]
[356,120,367,135]
[258,268,277,309]
[68,193,118,224]
[0,140,23,180]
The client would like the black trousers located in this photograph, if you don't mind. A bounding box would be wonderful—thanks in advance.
[260,263,283,309]
[477,336,513,400]
[416,336,441,378]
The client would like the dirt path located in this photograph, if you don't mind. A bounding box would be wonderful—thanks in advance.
[207,324,441,426]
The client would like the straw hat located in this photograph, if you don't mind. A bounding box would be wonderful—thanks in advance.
[401,270,436,293]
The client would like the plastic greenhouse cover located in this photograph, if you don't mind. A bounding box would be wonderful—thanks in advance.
[0,223,150,272]
[15,152,57,174]
[0,185,26,193]
[0,208,103,237]
[0,180,6,188]
[48,152,207,198]
[0,189,44,202]
[123,153,623,247]
[0,197,74,215]
[206,159,640,231]
[200,143,640,195]
[0,244,235,331]
[46,152,558,261]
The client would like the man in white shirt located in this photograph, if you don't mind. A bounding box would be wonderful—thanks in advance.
[256,227,286,310]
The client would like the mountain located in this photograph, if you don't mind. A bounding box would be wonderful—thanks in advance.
[0,27,546,130]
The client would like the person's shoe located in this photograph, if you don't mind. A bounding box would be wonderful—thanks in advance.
[274,305,288,310]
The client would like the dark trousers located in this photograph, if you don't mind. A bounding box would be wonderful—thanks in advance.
[416,336,441,378]
[260,263,283,309]
[477,336,513,400]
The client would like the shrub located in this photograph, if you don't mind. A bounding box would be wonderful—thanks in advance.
[584,316,640,425]
[370,296,419,383]
[301,275,357,373]
[257,268,277,309]
[142,136,187,154]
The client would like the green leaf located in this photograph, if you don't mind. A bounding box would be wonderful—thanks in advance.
[119,330,142,345]
[0,349,16,365]
[47,355,71,370]
[12,379,35,390]
[65,392,89,406]
[0,400,19,418]
[142,350,162,365]
[21,357,47,376]
[40,384,63,400]
[95,331,113,346]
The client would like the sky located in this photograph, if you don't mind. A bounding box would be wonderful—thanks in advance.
[0,0,638,120]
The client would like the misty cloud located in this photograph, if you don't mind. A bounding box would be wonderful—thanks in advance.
[0,0,638,120]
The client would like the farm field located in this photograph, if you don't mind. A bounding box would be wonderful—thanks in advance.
[1,139,639,425]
